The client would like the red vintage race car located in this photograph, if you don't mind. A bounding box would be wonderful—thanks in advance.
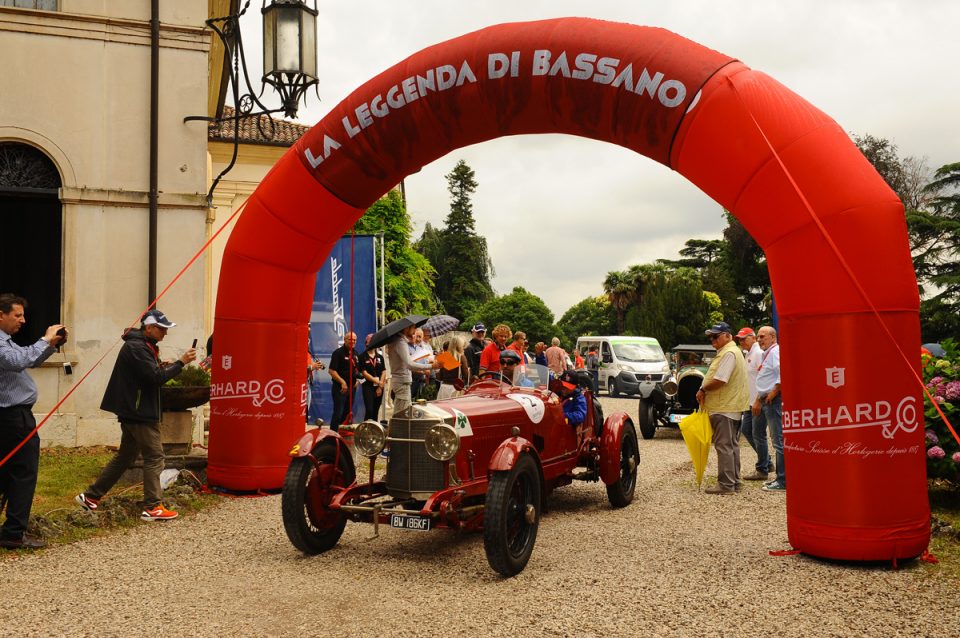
[281,364,640,577]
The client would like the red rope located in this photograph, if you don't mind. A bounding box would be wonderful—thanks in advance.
[0,200,249,470]
[727,77,959,448]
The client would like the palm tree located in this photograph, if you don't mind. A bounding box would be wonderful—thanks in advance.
[603,270,634,334]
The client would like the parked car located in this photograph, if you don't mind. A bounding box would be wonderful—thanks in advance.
[637,344,715,439]
[574,336,669,398]
[281,365,639,577]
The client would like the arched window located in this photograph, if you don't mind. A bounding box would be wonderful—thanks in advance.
[0,142,62,346]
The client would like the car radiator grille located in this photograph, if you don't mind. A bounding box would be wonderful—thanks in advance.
[386,416,445,499]
[677,375,703,411]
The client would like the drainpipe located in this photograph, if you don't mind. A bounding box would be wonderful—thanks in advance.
[148,0,160,304]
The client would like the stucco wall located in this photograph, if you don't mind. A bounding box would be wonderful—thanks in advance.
[0,2,210,446]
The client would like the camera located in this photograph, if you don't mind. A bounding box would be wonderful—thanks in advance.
[56,327,67,337]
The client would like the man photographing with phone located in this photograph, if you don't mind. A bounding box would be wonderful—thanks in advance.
[0,294,67,549]
[76,309,196,521]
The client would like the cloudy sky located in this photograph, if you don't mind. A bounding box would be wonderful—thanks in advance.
[243,1,958,318]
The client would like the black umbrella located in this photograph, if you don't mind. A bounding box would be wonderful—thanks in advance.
[365,315,428,352]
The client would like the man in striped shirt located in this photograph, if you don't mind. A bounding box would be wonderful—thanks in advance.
[0,294,66,549]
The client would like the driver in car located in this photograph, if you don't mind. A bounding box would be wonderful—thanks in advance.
[490,350,535,387]
[550,370,587,427]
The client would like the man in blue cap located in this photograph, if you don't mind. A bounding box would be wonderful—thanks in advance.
[697,321,750,495]
[76,309,196,521]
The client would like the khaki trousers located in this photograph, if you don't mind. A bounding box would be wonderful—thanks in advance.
[87,420,164,508]
[710,414,742,491]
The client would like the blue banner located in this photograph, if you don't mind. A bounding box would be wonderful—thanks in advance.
[308,235,379,424]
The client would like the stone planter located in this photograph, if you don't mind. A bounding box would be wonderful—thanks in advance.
[160,410,195,455]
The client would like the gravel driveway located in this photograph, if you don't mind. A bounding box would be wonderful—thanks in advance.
[2,397,957,637]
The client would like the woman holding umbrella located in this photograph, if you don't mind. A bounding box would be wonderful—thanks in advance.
[387,324,441,415]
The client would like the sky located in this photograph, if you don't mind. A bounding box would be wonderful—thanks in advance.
[241,1,959,318]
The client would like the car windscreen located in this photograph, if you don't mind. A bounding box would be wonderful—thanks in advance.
[612,342,664,362]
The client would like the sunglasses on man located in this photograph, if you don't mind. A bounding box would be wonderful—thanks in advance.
[499,359,518,365]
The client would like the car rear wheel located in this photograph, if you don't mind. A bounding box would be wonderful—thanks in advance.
[637,399,657,439]
[608,378,621,398]
[606,423,639,508]
[282,441,355,555]
[483,454,542,577]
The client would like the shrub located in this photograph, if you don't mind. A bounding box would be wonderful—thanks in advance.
[164,364,211,387]
[922,339,960,482]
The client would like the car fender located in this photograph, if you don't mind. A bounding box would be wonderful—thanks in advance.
[488,436,539,473]
[599,412,634,485]
[288,428,349,466]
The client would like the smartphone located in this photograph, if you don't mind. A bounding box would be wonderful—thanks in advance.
[191,338,198,349]
[63,361,73,375]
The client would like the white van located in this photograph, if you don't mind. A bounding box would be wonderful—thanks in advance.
[575,336,669,398]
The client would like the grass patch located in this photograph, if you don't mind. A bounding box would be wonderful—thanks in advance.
[927,479,960,581]
[3,446,221,554]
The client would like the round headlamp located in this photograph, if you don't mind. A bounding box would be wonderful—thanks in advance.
[354,420,387,458]
[662,376,678,397]
[424,423,460,462]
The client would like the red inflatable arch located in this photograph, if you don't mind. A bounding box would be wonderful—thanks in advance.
[210,18,929,560]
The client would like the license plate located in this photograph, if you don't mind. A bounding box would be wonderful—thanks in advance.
[669,414,684,423]
[389,514,432,531]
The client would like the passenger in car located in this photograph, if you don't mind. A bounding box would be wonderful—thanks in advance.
[551,371,587,426]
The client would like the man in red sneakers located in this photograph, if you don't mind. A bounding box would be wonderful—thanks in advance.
[76,309,196,521]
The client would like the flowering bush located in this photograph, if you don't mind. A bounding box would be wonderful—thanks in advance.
[922,339,960,481]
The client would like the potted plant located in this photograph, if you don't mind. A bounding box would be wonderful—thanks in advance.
[160,365,211,455]
[162,365,211,411]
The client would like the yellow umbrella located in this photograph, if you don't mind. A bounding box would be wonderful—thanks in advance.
[679,409,713,488]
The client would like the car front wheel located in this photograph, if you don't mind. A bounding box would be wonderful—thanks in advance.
[637,399,657,439]
[606,422,639,508]
[608,378,621,398]
[281,441,354,555]
[483,453,542,577]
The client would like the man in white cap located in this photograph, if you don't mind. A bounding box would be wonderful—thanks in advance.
[76,309,196,521]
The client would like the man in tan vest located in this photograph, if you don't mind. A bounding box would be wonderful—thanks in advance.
[696,322,751,495]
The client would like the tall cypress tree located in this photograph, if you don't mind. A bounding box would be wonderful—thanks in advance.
[415,159,495,320]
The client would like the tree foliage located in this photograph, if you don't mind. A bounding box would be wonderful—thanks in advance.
[915,162,960,341]
[854,135,960,342]
[351,189,438,319]
[658,213,770,328]
[623,266,714,347]
[556,296,616,346]
[464,286,558,347]
[415,159,495,320]
[602,270,634,333]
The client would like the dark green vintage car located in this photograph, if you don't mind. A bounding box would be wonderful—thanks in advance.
[636,344,715,439]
